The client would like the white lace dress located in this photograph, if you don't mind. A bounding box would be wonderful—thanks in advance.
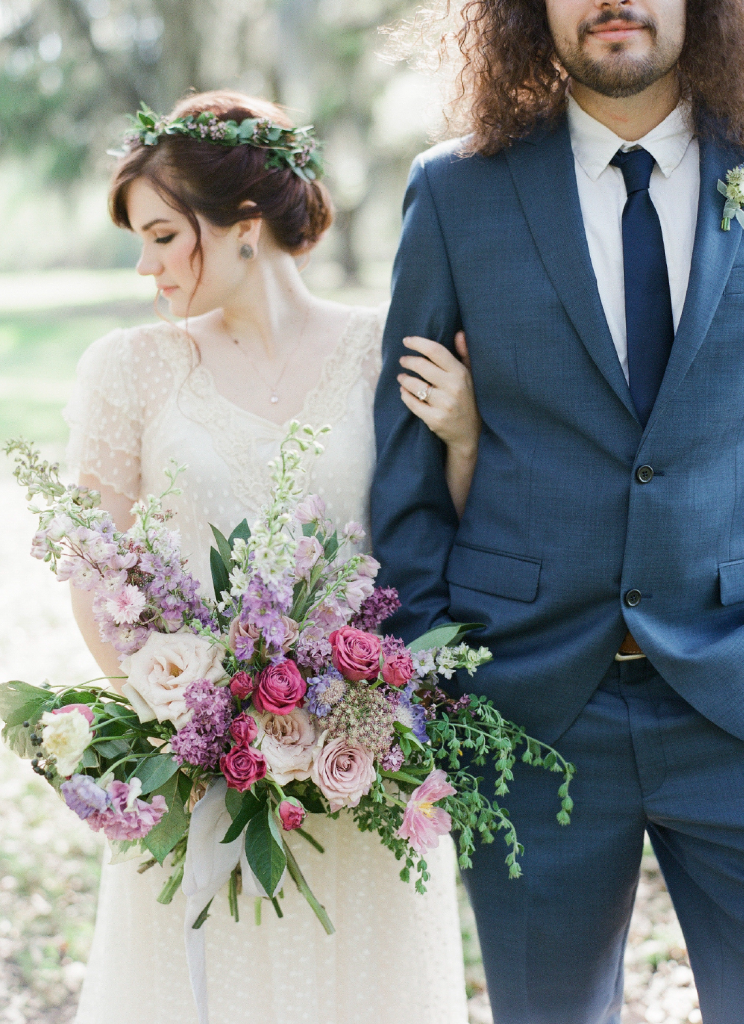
[64,308,468,1024]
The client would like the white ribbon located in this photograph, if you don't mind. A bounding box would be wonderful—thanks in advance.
[182,780,285,1024]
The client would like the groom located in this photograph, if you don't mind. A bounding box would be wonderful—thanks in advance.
[372,1,744,1021]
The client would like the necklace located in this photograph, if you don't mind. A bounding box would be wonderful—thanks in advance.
[228,302,312,405]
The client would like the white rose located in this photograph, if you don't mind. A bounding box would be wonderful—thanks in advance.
[41,710,92,777]
[120,630,227,730]
[256,708,318,786]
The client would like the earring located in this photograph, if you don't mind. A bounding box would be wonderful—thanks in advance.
[239,243,254,260]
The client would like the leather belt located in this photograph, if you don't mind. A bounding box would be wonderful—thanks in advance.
[615,630,646,661]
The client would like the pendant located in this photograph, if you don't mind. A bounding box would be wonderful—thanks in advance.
[270,393,279,404]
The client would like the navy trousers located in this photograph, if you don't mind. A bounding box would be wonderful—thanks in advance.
[460,659,744,1024]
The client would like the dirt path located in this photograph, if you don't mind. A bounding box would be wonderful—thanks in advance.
[0,472,700,1024]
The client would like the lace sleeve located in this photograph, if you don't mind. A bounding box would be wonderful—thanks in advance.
[359,302,386,389]
[63,328,142,500]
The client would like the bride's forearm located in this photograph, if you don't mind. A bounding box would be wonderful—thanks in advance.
[445,440,478,519]
[70,585,127,692]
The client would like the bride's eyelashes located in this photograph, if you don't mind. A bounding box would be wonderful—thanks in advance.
[154,233,176,244]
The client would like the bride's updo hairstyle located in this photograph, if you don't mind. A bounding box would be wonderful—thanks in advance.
[109,91,333,263]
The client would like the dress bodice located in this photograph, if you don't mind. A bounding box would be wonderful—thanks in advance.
[64,307,383,591]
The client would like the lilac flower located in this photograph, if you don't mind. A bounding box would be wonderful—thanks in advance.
[381,635,407,657]
[234,634,255,661]
[61,774,109,820]
[171,678,234,769]
[380,744,405,772]
[350,587,401,632]
[295,626,333,672]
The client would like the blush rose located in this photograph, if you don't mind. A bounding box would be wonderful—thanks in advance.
[252,661,307,715]
[220,745,267,792]
[279,800,306,831]
[329,627,381,682]
[381,649,415,688]
[310,736,376,812]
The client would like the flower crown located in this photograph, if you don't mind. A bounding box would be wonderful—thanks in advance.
[120,104,323,183]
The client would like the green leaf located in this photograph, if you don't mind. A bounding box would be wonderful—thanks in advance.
[143,772,191,864]
[210,546,230,601]
[225,786,244,820]
[244,805,286,896]
[132,753,179,795]
[0,681,51,722]
[221,789,263,844]
[408,622,485,653]
[192,898,213,929]
[157,863,185,905]
[323,533,339,561]
[228,519,251,548]
[81,747,100,769]
[210,524,232,568]
[301,523,317,537]
[94,738,130,759]
[1,722,37,758]
[2,697,53,729]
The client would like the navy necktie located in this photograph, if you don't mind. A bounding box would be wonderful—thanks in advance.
[610,148,675,427]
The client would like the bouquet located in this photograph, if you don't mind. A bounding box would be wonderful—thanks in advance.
[1,425,575,938]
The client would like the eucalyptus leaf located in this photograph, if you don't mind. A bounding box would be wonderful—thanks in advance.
[408,622,485,653]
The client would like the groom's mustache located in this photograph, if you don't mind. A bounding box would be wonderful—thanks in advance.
[577,7,657,45]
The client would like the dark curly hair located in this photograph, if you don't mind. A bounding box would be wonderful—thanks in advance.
[433,0,744,153]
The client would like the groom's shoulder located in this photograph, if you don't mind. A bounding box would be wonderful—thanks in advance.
[413,136,504,183]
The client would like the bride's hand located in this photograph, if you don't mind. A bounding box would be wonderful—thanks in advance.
[397,331,479,453]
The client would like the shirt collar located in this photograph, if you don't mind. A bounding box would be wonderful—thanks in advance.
[567,93,694,181]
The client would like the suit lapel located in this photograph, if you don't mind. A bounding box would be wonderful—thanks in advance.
[644,136,743,434]
[505,119,638,419]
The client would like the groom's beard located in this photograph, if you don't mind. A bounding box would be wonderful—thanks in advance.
[554,9,681,99]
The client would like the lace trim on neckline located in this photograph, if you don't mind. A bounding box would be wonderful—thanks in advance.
[178,306,381,509]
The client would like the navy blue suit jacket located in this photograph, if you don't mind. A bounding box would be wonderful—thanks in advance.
[371,116,744,744]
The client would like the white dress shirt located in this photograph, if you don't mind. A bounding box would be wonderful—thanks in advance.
[567,94,699,382]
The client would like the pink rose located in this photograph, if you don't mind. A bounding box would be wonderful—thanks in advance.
[329,627,381,682]
[53,704,95,725]
[295,536,324,580]
[256,709,317,785]
[230,712,258,746]
[230,671,255,699]
[228,617,260,653]
[220,745,267,792]
[279,800,306,831]
[253,661,307,715]
[310,736,376,811]
[381,650,415,689]
[278,616,300,653]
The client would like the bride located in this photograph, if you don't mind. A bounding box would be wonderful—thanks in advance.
[66,91,479,1024]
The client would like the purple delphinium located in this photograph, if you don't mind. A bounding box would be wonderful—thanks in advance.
[350,587,401,632]
[386,682,429,744]
[61,774,109,820]
[306,667,346,718]
[171,678,234,768]
[239,572,293,655]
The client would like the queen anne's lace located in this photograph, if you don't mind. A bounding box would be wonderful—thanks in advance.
[67,306,468,1024]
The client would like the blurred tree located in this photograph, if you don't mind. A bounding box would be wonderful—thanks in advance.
[0,0,432,276]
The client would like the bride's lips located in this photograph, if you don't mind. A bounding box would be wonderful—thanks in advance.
[160,285,178,296]
[588,20,646,42]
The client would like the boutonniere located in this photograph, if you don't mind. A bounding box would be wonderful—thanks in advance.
[718,167,744,230]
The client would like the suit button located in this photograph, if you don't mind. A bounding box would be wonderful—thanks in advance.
[625,589,642,608]
[636,465,654,484]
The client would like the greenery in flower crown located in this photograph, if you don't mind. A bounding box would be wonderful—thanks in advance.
[121,104,324,183]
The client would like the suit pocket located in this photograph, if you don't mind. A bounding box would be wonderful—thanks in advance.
[446,543,542,603]
[719,559,744,605]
